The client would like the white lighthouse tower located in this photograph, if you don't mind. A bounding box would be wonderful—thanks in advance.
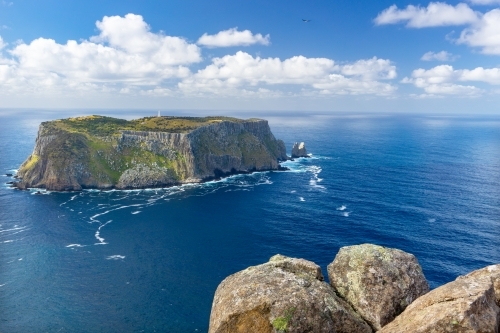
[157,110,161,117]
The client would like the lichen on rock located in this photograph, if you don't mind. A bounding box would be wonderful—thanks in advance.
[327,244,429,331]
[379,264,500,333]
[208,255,372,333]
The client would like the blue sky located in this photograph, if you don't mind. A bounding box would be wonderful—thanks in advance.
[1,0,500,113]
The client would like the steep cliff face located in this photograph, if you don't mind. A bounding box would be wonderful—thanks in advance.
[16,116,287,191]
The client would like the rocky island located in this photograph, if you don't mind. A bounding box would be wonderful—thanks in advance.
[14,115,288,191]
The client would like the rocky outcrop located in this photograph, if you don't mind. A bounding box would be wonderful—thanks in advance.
[291,142,308,158]
[15,116,288,191]
[210,245,499,333]
[209,254,372,333]
[379,264,500,333]
[327,244,429,330]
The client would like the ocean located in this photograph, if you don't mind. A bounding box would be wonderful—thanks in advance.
[0,110,499,332]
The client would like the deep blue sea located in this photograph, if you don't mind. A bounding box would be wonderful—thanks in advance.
[0,110,499,332]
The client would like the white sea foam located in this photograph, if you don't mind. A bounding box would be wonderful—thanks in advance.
[66,244,85,248]
[299,197,305,202]
[0,283,5,287]
[428,218,436,223]
[337,205,347,211]
[342,212,350,217]
[106,255,125,260]
[2,240,13,243]
[131,211,141,215]
[0,226,27,233]
[94,220,113,244]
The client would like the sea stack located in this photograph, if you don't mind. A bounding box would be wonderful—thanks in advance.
[291,142,308,158]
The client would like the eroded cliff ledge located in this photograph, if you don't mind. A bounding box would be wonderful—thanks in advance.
[15,115,287,191]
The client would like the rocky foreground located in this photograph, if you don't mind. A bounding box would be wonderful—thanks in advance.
[209,244,500,333]
[14,115,288,191]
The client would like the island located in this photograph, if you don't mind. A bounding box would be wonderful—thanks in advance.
[14,115,288,191]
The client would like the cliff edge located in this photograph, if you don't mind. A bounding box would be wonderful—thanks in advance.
[15,115,287,191]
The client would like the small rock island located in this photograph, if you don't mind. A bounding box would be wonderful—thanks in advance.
[15,115,288,191]
[291,142,309,158]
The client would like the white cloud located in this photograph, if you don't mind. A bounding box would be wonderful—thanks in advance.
[374,2,479,28]
[179,52,397,96]
[468,0,500,5]
[0,14,398,101]
[197,28,270,48]
[421,50,458,61]
[376,3,500,57]
[457,9,500,54]
[90,14,201,65]
[0,14,201,95]
[403,64,500,96]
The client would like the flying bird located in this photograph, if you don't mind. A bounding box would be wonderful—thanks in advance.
[302,19,311,23]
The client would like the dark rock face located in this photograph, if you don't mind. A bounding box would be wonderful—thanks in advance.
[16,117,287,191]
[379,264,500,333]
[291,142,308,158]
[327,244,429,330]
[209,255,372,333]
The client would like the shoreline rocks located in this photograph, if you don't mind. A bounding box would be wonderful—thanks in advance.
[209,245,500,333]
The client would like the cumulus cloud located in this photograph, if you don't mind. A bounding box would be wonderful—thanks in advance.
[0,14,201,95]
[90,14,201,65]
[421,50,458,61]
[376,3,500,57]
[179,52,397,96]
[0,14,398,100]
[402,64,500,96]
[197,28,270,48]
[374,2,479,28]
[458,9,500,54]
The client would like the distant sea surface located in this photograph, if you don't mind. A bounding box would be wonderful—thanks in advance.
[0,110,499,332]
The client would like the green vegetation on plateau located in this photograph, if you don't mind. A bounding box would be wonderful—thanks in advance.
[41,115,249,137]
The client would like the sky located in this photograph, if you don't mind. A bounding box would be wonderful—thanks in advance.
[1,0,500,113]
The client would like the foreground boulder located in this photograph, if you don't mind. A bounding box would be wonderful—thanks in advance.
[379,264,500,333]
[209,254,372,333]
[327,244,429,330]
[291,142,308,158]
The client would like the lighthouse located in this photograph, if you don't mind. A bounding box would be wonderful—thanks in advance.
[157,110,161,117]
